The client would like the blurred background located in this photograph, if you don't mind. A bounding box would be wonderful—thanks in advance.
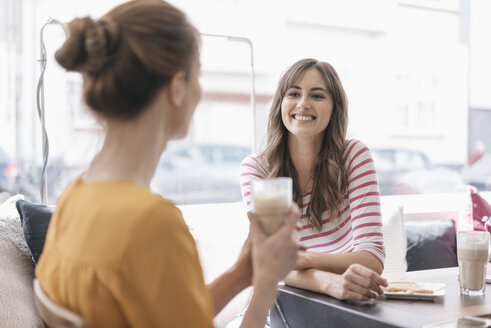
[0,0,490,205]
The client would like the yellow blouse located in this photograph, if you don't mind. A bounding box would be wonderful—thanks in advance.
[35,178,215,328]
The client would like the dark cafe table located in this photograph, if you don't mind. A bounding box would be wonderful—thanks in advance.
[271,267,491,328]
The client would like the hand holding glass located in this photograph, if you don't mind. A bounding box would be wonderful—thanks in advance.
[251,178,292,236]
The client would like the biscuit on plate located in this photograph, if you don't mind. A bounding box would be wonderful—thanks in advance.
[382,281,433,294]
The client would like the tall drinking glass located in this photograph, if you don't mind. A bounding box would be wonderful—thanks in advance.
[251,177,292,236]
[457,231,490,296]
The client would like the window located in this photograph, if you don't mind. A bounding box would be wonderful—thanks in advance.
[1,0,490,205]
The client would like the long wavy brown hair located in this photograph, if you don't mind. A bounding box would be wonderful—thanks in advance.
[262,58,349,231]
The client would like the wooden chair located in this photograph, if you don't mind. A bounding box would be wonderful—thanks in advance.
[33,279,87,328]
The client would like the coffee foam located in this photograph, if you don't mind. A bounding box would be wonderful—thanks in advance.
[253,190,286,199]
[458,233,489,250]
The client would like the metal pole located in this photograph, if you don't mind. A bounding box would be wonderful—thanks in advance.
[200,33,257,153]
[37,18,67,204]
[38,22,48,204]
[459,0,471,161]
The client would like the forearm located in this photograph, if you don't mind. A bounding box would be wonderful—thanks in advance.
[207,265,250,315]
[303,251,383,274]
[286,266,387,301]
[240,284,278,328]
[284,268,338,295]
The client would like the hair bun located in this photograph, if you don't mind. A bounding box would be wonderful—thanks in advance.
[55,16,121,73]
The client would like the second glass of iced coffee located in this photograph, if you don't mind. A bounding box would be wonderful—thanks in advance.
[457,230,489,296]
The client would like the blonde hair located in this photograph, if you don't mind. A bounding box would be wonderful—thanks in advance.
[262,58,349,231]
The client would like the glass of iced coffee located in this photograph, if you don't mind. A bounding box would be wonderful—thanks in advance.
[457,231,490,296]
[251,177,292,236]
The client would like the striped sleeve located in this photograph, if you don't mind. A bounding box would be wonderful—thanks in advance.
[239,155,268,211]
[344,140,386,266]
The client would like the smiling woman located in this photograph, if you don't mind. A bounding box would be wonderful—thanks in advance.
[240,58,388,303]
[248,59,349,229]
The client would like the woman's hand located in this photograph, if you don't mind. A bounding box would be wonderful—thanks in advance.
[248,203,301,290]
[327,263,388,301]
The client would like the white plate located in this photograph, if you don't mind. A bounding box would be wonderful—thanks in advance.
[383,282,445,300]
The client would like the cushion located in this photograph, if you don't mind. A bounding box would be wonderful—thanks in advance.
[381,205,407,273]
[0,191,10,204]
[0,194,43,327]
[15,200,54,264]
[464,185,491,231]
[405,219,457,271]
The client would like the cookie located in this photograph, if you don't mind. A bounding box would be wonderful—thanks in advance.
[382,281,434,294]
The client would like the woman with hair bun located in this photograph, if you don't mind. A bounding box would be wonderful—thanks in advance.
[240,58,388,302]
[35,1,301,327]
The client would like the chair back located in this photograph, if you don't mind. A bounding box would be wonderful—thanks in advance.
[33,278,87,328]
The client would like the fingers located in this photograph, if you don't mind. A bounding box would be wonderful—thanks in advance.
[249,203,300,239]
[344,264,387,297]
[336,283,372,301]
[287,202,301,227]
[351,264,387,287]
[343,282,380,300]
[246,211,257,223]
[247,212,266,243]
[276,203,301,237]
[377,275,388,288]
[350,264,387,291]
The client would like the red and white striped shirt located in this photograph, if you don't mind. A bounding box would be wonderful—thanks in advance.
[239,139,385,266]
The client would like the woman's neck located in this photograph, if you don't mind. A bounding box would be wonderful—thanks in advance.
[83,94,171,189]
[288,135,322,190]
